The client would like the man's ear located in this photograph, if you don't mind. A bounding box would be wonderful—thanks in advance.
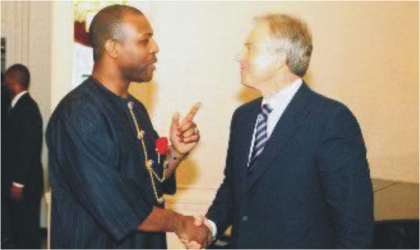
[274,49,288,70]
[104,39,119,59]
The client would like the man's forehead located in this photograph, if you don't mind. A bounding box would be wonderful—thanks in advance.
[245,22,272,46]
[5,72,15,78]
[122,14,153,37]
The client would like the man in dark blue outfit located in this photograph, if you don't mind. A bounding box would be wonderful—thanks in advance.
[46,5,212,249]
[189,14,374,249]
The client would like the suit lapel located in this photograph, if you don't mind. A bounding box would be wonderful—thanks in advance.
[245,83,312,193]
[236,100,262,166]
[234,99,262,199]
[8,93,29,114]
[6,94,29,125]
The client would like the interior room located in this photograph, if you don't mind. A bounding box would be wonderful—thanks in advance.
[1,1,418,249]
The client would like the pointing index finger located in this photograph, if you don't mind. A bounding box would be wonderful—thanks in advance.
[184,102,201,122]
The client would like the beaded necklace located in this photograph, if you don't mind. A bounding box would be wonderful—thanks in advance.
[127,101,168,204]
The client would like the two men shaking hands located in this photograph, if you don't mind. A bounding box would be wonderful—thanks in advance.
[46,4,374,249]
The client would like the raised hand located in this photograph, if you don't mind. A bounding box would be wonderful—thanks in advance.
[175,215,212,249]
[170,102,201,155]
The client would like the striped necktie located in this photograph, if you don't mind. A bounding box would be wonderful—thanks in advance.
[248,104,273,172]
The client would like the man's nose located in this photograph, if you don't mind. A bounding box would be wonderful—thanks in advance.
[149,38,159,54]
[234,48,245,62]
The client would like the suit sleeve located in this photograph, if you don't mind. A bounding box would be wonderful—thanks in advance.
[206,110,237,238]
[14,105,43,185]
[316,104,374,248]
[47,113,153,242]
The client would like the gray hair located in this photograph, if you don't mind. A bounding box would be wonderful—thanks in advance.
[256,14,313,77]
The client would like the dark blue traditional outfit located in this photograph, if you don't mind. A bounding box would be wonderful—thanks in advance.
[46,77,176,248]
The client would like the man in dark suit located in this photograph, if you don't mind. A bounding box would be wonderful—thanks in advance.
[1,72,11,128]
[46,5,211,249]
[188,14,374,249]
[1,64,44,249]
[1,71,15,249]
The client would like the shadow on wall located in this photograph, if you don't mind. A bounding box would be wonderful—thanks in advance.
[238,87,260,103]
[302,70,313,87]
[175,157,200,190]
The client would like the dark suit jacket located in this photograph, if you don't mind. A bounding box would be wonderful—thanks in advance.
[46,77,176,248]
[1,85,11,130]
[1,93,44,197]
[207,83,374,249]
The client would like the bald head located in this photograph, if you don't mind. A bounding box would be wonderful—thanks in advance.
[89,4,144,61]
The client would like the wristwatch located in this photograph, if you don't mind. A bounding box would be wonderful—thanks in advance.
[170,147,187,162]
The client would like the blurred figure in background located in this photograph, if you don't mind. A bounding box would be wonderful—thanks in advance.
[1,64,44,249]
[1,72,11,127]
[1,71,15,249]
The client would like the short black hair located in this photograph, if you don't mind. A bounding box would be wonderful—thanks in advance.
[5,64,30,89]
[88,4,143,61]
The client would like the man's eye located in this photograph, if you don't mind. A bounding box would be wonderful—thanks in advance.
[140,39,149,45]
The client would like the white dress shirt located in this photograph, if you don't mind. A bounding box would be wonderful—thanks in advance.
[208,78,303,238]
[11,90,28,108]
[247,79,302,164]
[10,90,28,188]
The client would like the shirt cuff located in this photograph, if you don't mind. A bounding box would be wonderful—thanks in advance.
[207,219,218,239]
[13,182,24,188]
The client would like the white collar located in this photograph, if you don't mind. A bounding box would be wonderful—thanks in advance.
[262,78,303,110]
[11,91,28,108]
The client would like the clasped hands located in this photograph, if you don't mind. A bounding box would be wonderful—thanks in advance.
[174,215,213,249]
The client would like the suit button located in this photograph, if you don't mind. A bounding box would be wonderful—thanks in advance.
[242,215,248,222]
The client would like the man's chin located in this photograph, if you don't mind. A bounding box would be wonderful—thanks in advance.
[240,78,254,89]
[130,73,154,83]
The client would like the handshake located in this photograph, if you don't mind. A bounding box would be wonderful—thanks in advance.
[176,215,214,249]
